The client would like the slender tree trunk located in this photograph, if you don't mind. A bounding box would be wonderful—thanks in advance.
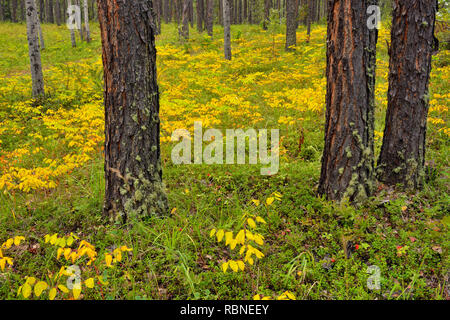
[34,0,45,48]
[82,0,90,41]
[68,0,76,47]
[377,0,438,190]
[98,0,169,222]
[318,0,378,202]
[285,0,296,50]
[218,0,222,25]
[196,0,204,32]
[188,0,193,27]
[306,0,312,42]
[163,0,169,22]
[181,0,190,39]
[0,0,4,21]
[75,0,83,40]
[206,0,213,36]
[11,0,18,22]
[25,0,44,97]
[223,0,231,59]
[47,0,54,22]
[39,0,44,21]
[55,0,61,25]
[263,0,271,29]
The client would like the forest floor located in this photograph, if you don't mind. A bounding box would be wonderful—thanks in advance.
[0,22,449,300]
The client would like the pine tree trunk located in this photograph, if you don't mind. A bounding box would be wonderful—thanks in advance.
[223,0,231,59]
[39,0,44,21]
[12,0,18,22]
[25,0,45,97]
[181,0,190,39]
[47,0,54,22]
[377,0,438,190]
[318,0,378,202]
[196,0,204,32]
[98,0,169,222]
[0,0,4,21]
[263,0,271,29]
[55,0,61,25]
[285,0,296,50]
[206,0,213,36]
[306,0,311,41]
[83,0,90,41]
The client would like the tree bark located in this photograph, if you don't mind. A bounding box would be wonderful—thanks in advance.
[377,0,438,189]
[68,0,76,47]
[25,0,44,97]
[83,0,90,41]
[196,0,204,32]
[55,0,61,25]
[98,0,169,221]
[223,0,231,59]
[318,0,378,203]
[11,0,18,22]
[206,0,213,36]
[285,0,296,50]
[181,0,190,39]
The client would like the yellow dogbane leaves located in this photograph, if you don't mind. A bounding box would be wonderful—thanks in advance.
[210,194,281,273]
[0,236,25,271]
[253,291,296,300]
[13,233,133,300]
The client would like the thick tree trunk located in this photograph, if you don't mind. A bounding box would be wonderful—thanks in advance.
[223,0,231,59]
[25,0,44,97]
[75,0,83,40]
[98,0,169,221]
[285,0,296,50]
[377,0,438,190]
[206,0,213,36]
[83,0,90,41]
[181,0,190,39]
[318,0,378,203]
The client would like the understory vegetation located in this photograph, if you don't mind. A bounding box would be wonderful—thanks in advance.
[0,21,448,300]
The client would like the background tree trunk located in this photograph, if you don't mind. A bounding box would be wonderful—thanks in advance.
[285,0,296,50]
[55,0,61,25]
[196,0,204,32]
[206,0,213,36]
[181,0,190,39]
[318,0,378,202]
[98,0,169,221]
[11,0,18,22]
[223,0,231,59]
[25,0,44,97]
[68,0,76,47]
[377,0,438,189]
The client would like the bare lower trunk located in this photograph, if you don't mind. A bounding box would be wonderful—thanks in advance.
[377,0,438,189]
[206,0,213,37]
[25,0,44,97]
[98,0,169,221]
[181,0,190,39]
[285,0,296,50]
[223,0,231,59]
[318,0,378,203]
